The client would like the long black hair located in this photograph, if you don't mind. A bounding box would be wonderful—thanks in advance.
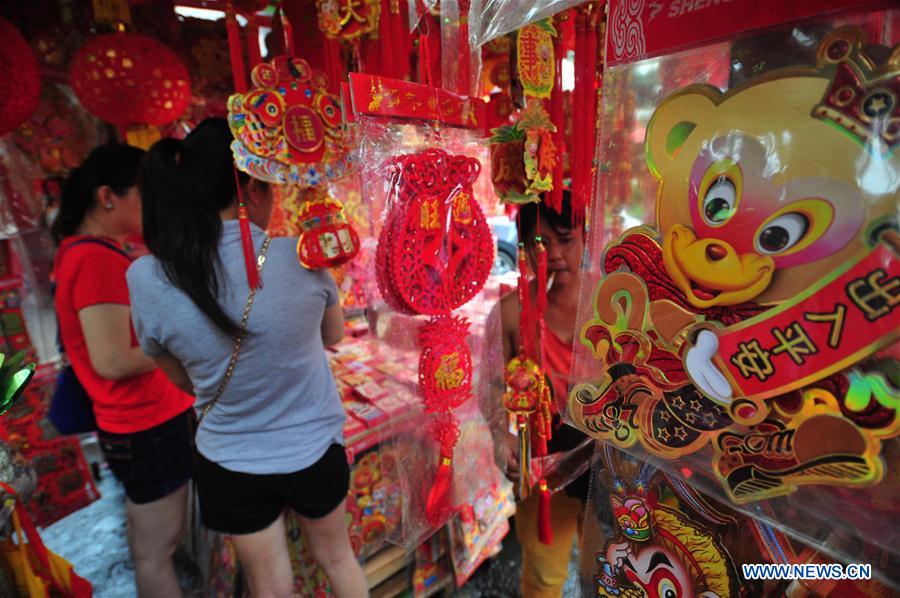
[139,118,249,339]
[53,144,145,244]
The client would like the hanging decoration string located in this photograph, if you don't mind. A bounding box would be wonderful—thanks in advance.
[225,0,248,93]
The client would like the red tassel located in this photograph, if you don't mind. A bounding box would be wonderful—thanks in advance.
[234,167,259,290]
[238,207,259,291]
[324,38,343,93]
[549,17,564,213]
[538,478,553,544]
[457,5,471,96]
[225,2,247,93]
[379,0,393,77]
[390,2,410,79]
[583,10,599,213]
[280,7,294,58]
[534,423,548,457]
[247,16,262,69]
[425,455,453,526]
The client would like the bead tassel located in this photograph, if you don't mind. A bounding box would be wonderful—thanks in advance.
[538,478,553,544]
[233,168,259,291]
[425,454,454,526]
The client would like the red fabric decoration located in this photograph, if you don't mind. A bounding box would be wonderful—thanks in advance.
[232,167,259,291]
[418,315,473,413]
[548,15,566,213]
[70,33,191,127]
[237,206,259,291]
[381,149,493,315]
[375,148,492,527]
[538,478,553,544]
[226,2,248,93]
[0,16,41,136]
[570,5,601,219]
[424,413,460,526]
[375,207,416,314]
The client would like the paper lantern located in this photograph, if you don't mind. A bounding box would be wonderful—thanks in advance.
[70,33,191,127]
[0,16,41,136]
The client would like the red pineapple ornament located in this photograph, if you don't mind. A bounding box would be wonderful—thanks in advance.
[418,315,473,414]
[0,16,41,136]
[69,33,191,127]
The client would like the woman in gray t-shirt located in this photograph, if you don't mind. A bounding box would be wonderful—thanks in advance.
[128,118,367,597]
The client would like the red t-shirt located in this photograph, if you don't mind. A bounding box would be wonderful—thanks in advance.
[53,236,193,434]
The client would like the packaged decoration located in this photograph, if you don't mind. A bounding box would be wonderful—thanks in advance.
[567,1,899,592]
[351,72,504,547]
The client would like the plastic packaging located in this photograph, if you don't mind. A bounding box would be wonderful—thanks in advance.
[351,73,506,549]
[468,0,586,49]
[567,6,899,591]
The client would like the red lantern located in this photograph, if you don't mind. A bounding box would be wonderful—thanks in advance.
[0,16,41,136]
[69,33,191,127]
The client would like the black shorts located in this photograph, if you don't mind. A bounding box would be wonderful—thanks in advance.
[98,409,194,505]
[196,443,350,535]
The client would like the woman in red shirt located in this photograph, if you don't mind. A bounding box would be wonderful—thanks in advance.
[52,144,194,598]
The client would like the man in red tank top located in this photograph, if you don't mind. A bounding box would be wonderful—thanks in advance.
[495,193,594,598]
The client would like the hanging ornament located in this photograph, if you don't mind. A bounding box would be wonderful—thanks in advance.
[70,33,191,128]
[375,148,493,525]
[501,355,552,496]
[489,101,558,204]
[296,190,360,269]
[418,315,473,414]
[379,149,494,315]
[317,0,381,41]
[516,19,557,99]
[571,2,602,219]
[228,56,352,188]
[0,16,41,136]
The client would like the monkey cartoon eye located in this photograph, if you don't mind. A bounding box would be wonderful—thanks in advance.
[701,176,736,225]
[657,579,679,598]
[756,212,809,254]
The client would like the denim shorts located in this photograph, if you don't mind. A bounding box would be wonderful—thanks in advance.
[97,409,194,504]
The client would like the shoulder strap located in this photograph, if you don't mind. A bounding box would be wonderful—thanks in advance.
[197,236,272,426]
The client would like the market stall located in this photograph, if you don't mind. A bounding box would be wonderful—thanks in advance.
[0,0,896,596]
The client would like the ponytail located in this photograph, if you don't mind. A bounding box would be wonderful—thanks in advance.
[53,144,145,244]
[139,118,247,339]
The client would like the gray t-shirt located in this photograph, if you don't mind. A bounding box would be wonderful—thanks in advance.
[126,220,345,474]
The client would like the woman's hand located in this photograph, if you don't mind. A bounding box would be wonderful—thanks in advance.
[154,352,194,395]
